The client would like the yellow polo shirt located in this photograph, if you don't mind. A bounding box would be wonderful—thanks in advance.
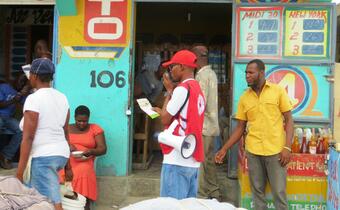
[236,81,292,156]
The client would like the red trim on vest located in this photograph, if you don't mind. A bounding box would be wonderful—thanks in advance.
[160,80,205,162]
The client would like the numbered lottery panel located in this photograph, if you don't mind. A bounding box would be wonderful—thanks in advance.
[236,7,283,59]
[284,7,330,59]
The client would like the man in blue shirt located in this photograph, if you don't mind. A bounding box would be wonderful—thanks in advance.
[0,77,26,169]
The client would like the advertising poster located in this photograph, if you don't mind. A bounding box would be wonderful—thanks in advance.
[233,63,330,121]
[234,3,335,210]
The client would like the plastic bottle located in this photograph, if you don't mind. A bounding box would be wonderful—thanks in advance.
[296,128,303,145]
[309,137,317,154]
[325,128,332,153]
[309,128,317,154]
[323,129,329,153]
[317,134,325,154]
[291,130,300,153]
[300,129,308,154]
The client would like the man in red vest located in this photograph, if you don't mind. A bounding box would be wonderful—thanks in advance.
[153,50,206,199]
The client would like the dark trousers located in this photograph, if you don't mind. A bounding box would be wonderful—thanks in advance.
[246,152,288,210]
[0,117,22,160]
[198,135,220,199]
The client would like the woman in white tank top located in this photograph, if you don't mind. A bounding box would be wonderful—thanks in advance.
[16,58,71,210]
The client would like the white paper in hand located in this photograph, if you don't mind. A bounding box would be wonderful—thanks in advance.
[136,98,159,119]
[22,64,31,79]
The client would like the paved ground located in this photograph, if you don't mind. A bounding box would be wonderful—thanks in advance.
[0,153,240,210]
[96,152,240,209]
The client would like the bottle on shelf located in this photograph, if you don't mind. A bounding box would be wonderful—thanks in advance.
[326,128,334,152]
[323,128,329,153]
[296,127,303,145]
[317,133,326,154]
[316,128,324,154]
[300,129,308,154]
[308,128,317,154]
[291,130,300,153]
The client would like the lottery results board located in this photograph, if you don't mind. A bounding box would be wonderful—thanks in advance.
[235,5,333,60]
[284,7,330,58]
[236,7,283,59]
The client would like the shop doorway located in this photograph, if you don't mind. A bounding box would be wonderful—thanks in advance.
[0,5,53,161]
[132,2,232,169]
[0,5,53,80]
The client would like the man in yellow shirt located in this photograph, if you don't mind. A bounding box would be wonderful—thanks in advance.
[215,59,294,210]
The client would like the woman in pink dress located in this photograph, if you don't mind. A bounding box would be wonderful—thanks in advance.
[67,105,107,209]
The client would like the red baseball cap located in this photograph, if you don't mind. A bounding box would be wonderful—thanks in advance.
[162,50,197,68]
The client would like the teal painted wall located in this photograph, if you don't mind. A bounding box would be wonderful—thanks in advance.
[55,0,77,16]
[55,48,131,176]
[54,0,132,176]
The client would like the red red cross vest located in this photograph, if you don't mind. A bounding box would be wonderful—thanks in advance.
[160,79,206,162]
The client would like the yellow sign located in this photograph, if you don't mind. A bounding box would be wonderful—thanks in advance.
[59,0,131,47]
[239,172,327,196]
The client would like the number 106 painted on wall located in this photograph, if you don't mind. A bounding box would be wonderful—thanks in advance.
[90,70,126,88]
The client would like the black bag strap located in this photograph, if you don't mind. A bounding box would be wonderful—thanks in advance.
[176,84,190,116]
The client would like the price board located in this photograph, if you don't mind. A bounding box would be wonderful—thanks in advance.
[236,7,283,59]
[284,7,330,59]
[235,5,333,61]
